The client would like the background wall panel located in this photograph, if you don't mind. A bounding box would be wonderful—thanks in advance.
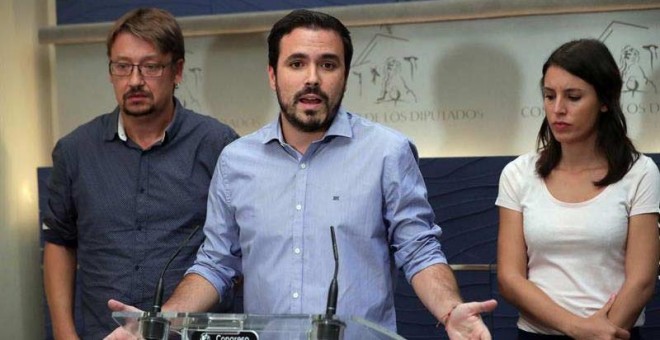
[48,6,660,157]
[55,0,418,25]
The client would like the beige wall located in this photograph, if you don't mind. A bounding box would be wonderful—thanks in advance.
[0,0,54,338]
[53,8,660,157]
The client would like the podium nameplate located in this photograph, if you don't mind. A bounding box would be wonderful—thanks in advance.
[191,330,258,340]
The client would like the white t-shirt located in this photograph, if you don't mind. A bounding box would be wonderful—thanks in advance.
[496,152,660,335]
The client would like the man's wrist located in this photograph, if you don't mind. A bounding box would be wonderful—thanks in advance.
[437,303,460,327]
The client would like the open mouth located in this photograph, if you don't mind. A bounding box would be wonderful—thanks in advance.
[298,96,323,105]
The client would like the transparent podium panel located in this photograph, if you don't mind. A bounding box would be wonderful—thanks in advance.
[113,312,405,340]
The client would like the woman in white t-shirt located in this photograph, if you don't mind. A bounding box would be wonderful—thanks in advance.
[496,39,660,340]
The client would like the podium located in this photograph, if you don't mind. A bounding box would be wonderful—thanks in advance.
[113,312,405,339]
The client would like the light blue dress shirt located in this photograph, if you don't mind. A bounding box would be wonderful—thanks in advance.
[187,108,447,331]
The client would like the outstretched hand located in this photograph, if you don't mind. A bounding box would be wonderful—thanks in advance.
[108,299,142,313]
[445,299,498,340]
[103,299,143,340]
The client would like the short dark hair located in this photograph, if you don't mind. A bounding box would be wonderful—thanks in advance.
[536,39,639,186]
[106,8,185,63]
[267,9,353,79]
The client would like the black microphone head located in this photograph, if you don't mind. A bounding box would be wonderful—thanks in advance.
[139,313,169,340]
[313,317,345,340]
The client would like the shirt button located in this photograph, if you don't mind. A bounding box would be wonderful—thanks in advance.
[292,292,299,299]
[296,204,302,210]
[140,187,145,193]
[134,265,140,271]
[300,163,307,169]
[294,248,301,254]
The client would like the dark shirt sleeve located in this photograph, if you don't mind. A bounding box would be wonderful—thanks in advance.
[43,139,78,248]
[205,123,239,171]
[216,123,239,152]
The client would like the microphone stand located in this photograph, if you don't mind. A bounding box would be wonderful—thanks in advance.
[313,226,345,340]
[140,225,201,340]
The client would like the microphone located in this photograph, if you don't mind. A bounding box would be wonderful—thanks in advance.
[140,225,201,340]
[325,225,339,317]
[313,226,344,340]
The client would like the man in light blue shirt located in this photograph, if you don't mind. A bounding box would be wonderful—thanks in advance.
[192,106,444,327]
[108,8,496,339]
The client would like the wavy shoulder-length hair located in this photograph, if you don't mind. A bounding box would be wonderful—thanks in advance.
[536,39,639,186]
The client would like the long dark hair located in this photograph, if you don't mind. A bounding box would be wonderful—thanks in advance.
[536,39,638,186]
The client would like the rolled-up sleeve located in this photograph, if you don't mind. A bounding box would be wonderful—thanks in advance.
[385,140,447,282]
[186,152,242,300]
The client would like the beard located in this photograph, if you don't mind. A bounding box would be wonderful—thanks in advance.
[121,87,156,117]
[277,84,344,133]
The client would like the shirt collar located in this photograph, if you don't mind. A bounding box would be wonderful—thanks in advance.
[262,107,353,144]
[117,114,128,141]
[104,97,184,143]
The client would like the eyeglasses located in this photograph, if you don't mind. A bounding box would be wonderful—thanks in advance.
[109,61,174,77]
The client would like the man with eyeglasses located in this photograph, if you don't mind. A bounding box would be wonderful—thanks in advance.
[42,8,238,340]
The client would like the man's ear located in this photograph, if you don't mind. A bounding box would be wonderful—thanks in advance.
[174,59,185,84]
[268,65,277,91]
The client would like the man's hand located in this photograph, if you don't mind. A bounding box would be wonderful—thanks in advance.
[445,299,497,340]
[103,299,142,340]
